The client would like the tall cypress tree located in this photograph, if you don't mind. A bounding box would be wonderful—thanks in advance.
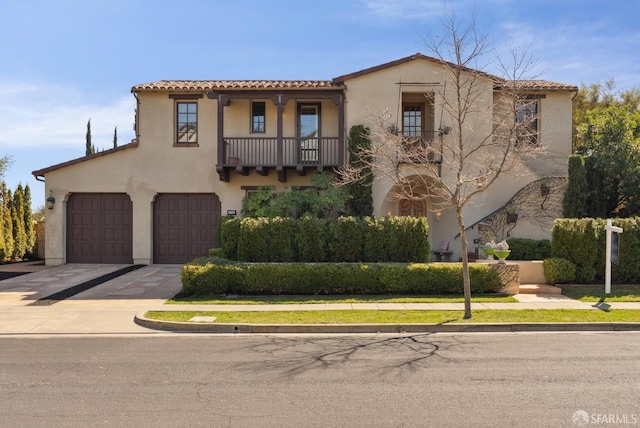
[563,154,589,218]
[113,126,118,148]
[0,183,5,261]
[86,119,93,156]
[584,155,609,218]
[23,184,36,256]
[12,185,27,260]
[1,184,14,261]
[345,125,374,216]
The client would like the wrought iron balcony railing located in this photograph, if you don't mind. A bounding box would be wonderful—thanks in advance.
[400,130,443,164]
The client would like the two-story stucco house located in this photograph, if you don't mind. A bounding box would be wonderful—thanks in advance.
[32,54,577,265]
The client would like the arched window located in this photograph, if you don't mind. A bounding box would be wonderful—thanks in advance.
[400,199,425,217]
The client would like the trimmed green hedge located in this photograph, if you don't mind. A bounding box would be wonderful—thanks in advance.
[295,216,327,262]
[551,218,640,283]
[181,259,502,296]
[507,238,551,260]
[220,216,429,263]
[543,258,576,285]
[220,216,240,261]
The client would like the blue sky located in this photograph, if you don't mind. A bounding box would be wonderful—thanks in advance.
[1,0,638,208]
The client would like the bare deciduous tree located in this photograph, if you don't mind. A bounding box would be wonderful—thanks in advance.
[0,155,12,179]
[339,11,543,319]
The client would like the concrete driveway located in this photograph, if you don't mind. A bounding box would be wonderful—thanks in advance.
[0,263,183,335]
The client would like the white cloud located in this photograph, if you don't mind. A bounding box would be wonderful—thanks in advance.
[360,0,452,21]
[0,80,136,149]
[495,20,640,89]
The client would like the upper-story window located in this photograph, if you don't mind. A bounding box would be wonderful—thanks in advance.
[176,102,198,144]
[251,101,266,133]
[298,103,320,138]
[403,103,424,137]
[516,100,539,144]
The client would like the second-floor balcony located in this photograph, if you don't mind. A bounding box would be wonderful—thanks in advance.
[399,130,444,165]
[223,136,340,170]
[210,87,345,182]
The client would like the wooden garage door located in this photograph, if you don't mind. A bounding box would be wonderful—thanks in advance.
[153,194,221,264]
[66,194,133,264]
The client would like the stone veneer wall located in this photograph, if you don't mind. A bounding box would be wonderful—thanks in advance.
[491,263,520,294]
[478,177,567,246]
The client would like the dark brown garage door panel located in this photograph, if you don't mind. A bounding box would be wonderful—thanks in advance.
[153,194,221,264]
[66,194,133,264]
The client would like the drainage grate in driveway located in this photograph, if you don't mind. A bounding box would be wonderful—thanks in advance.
[28,265,146,306]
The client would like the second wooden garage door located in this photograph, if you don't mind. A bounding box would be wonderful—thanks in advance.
[153,194,221,264]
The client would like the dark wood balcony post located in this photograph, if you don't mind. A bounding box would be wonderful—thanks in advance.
[208,92,230,182]
[272,94,289,182]
[333,93,345,167]
[218,94,230,163]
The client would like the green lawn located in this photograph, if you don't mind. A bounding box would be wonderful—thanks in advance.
[145,309,640,324]
[561,285,640,302]
[168,293,517,305]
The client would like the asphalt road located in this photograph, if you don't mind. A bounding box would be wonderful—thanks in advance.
[1,332,639,427]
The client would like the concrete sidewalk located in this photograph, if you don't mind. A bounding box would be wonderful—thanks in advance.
[138,294,640,334]
[148,293,640,312]
[1,262,639,335]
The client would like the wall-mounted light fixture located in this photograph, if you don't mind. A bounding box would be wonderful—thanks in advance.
[435,210,442,222]
[46,191,56,210]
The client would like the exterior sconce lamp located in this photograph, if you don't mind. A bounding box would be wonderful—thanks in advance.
[46,191,56,210]
[435,211,442,222]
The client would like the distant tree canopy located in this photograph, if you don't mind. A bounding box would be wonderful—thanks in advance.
[573,79,640,150]
[567,80,640,217]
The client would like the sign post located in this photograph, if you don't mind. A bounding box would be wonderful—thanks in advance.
[605,219,623,294]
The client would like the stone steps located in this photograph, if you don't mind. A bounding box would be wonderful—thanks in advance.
[518,284,562,294]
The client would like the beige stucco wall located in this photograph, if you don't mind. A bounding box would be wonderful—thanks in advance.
[41,59,573,265]
[224,98,339,138]
[42,92,321,265]
[342,58,574,260]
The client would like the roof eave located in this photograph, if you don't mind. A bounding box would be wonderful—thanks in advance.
[32,141,139,179]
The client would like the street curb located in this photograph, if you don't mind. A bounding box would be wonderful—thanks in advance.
[134,312,640,334]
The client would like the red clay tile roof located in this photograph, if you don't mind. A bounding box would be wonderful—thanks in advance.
[511,80,578,91]
[333,53,577,92]
[132,54,576,94]
[332,53,504,85]
[132,80,338,92]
